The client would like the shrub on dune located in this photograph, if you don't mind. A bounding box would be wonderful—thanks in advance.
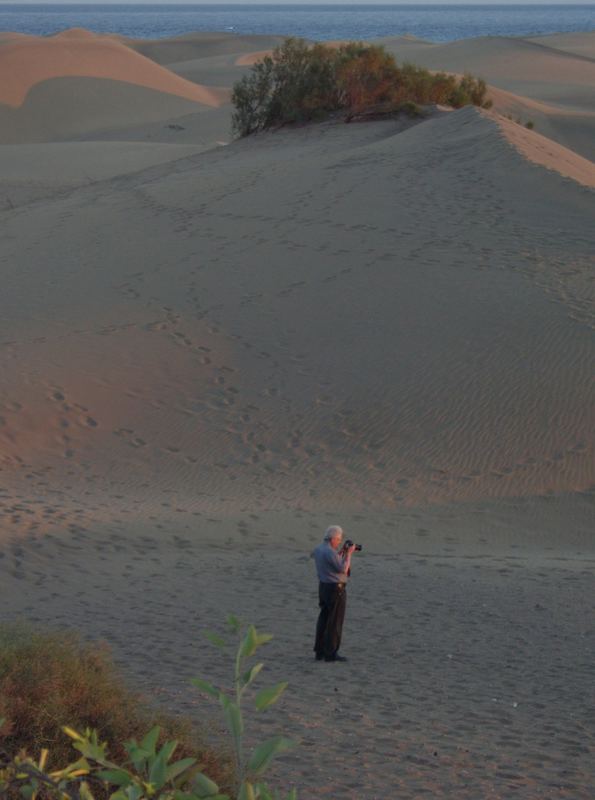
[232,37,492,136]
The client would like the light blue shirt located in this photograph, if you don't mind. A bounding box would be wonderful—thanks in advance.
[312,542,349,584]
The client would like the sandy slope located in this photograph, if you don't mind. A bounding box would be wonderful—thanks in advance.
[1,106,593,518]
[0,140,223,209]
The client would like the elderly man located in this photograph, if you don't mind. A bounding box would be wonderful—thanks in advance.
[312,525,355,662]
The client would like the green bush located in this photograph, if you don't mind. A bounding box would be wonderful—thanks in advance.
[0,623,229,796]
[232,38,491,136]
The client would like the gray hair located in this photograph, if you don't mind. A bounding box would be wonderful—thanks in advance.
[323,525,343,542]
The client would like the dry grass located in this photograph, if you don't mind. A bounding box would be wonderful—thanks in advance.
[0,622,231,796]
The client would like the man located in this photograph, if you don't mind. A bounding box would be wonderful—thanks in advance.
[312,525,355,662]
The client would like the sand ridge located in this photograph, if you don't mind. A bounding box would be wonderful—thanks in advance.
[488,108,595,189]
[0,28,224,108]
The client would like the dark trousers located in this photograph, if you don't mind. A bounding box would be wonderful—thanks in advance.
[314,581,346,659]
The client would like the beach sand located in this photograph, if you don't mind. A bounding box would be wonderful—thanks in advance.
[0,27,594,799]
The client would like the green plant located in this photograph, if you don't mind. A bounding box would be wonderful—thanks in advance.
[0,618,295,800]
[525,120,535,130]
[191,616,295,800]
[231,39,490,136]
[0,623,225,790]
[0,723,206,800]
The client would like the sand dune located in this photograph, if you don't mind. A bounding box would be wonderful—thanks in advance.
[0,28,228,143]
[527,30,595,59]
[1,106,593,516]
[378,33,595,160]
[129,31,289,67]
[380,34,595,98]
[0,29,224,108]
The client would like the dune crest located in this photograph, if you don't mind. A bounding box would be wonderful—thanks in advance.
[0,30,224,108]
[235,49,274,67]
[52,27,99,41]
[488,108,595,188]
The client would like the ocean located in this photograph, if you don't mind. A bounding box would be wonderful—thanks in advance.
[0,4,594,43]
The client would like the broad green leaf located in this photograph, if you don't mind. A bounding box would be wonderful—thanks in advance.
[192,771,220,797]
[204,630,227,648]
[19,786,34,800]
[111,787,142,800]
[159,740,178,764]
[247,737,294,776]
[148,748,168,789]
[124,743,149,772]
[238,781,256,800]
[140,726,160,755]
[190,678,220,698]
[239,625,258,658]
[240,662,264,689]
[219,695,243,746]
[166,757,196,783]
[254,682,288,712]
[96,769,132,786]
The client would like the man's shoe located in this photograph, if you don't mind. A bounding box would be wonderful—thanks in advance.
[315,653,324,661]
[325,654,348,662]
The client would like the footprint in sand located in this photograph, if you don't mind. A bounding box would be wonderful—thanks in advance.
[113,429,146,448]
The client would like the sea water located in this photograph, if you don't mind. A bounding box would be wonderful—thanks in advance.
[0,4,594,43]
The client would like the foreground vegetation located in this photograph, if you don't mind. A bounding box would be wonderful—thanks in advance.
[232,38,492,136]
[0,619,295,799]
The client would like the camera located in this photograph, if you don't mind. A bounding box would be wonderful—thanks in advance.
[343,539,362,552]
